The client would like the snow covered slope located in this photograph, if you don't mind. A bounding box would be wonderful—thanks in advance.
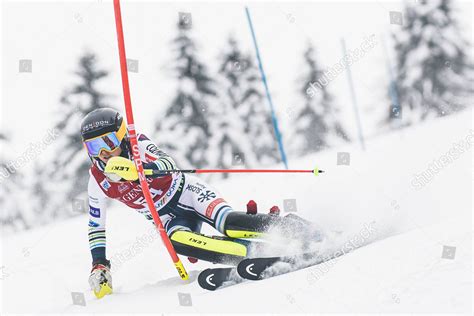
[1,110,472,313]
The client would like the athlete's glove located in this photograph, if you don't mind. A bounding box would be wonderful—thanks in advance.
[104,156,138,181]
[89,259,113,299]
[105,156,170,181]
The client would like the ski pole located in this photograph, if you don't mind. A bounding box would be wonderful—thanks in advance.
[113,0,188,281]
[145,168,325,176]
[105,157,324,181]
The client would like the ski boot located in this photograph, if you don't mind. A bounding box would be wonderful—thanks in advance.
[223,200,324,243]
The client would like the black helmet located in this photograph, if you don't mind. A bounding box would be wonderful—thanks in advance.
[81,108,124,142]
[80,108,130,161]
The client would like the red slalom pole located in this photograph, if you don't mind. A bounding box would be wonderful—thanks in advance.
[113,0,188,280]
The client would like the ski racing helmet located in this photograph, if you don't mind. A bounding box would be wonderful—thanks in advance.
[80,108,130,162]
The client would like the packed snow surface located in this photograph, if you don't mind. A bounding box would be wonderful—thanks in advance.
[1,110,471,313]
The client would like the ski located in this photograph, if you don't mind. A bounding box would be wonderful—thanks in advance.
[237,251,339,281]
[197,267,244,291]
[198,251,332,290]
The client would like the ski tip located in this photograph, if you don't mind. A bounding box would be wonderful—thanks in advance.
[237,259,262,281]
[198,268,219,291]
[198,267,236,291]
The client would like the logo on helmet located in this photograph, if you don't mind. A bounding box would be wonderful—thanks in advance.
[82,120,111,132]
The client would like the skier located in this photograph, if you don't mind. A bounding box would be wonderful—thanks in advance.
[82,108,320,298]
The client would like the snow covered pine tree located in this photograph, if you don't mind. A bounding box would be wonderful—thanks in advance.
[81,108,323,298]
[392,0,473,125]
[217,35,279,166]
[153,17,218,170]
[0,133,30,232]
[35,52,113,224]
[293,43,349,154]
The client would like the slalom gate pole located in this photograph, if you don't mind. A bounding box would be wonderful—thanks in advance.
[112,0,188,280]
[245,7,289,169]
[340,38,366,151]
[381,34,401,119]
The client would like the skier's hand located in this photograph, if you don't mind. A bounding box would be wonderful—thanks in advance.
[142,162,169,178]
[89,259,113,299]
[105,156,171,181]
[104,156,138,181]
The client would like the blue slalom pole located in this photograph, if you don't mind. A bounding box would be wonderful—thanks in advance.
[341,38,365,151]
[381,34,401,119]
[245,7,289,169]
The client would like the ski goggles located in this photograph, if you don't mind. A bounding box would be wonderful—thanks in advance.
[84,122,127,157]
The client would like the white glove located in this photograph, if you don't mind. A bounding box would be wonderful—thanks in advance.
[89,260,113,299]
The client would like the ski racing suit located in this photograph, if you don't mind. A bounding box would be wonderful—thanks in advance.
[86,133,250,264]
[87,134,316,267]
